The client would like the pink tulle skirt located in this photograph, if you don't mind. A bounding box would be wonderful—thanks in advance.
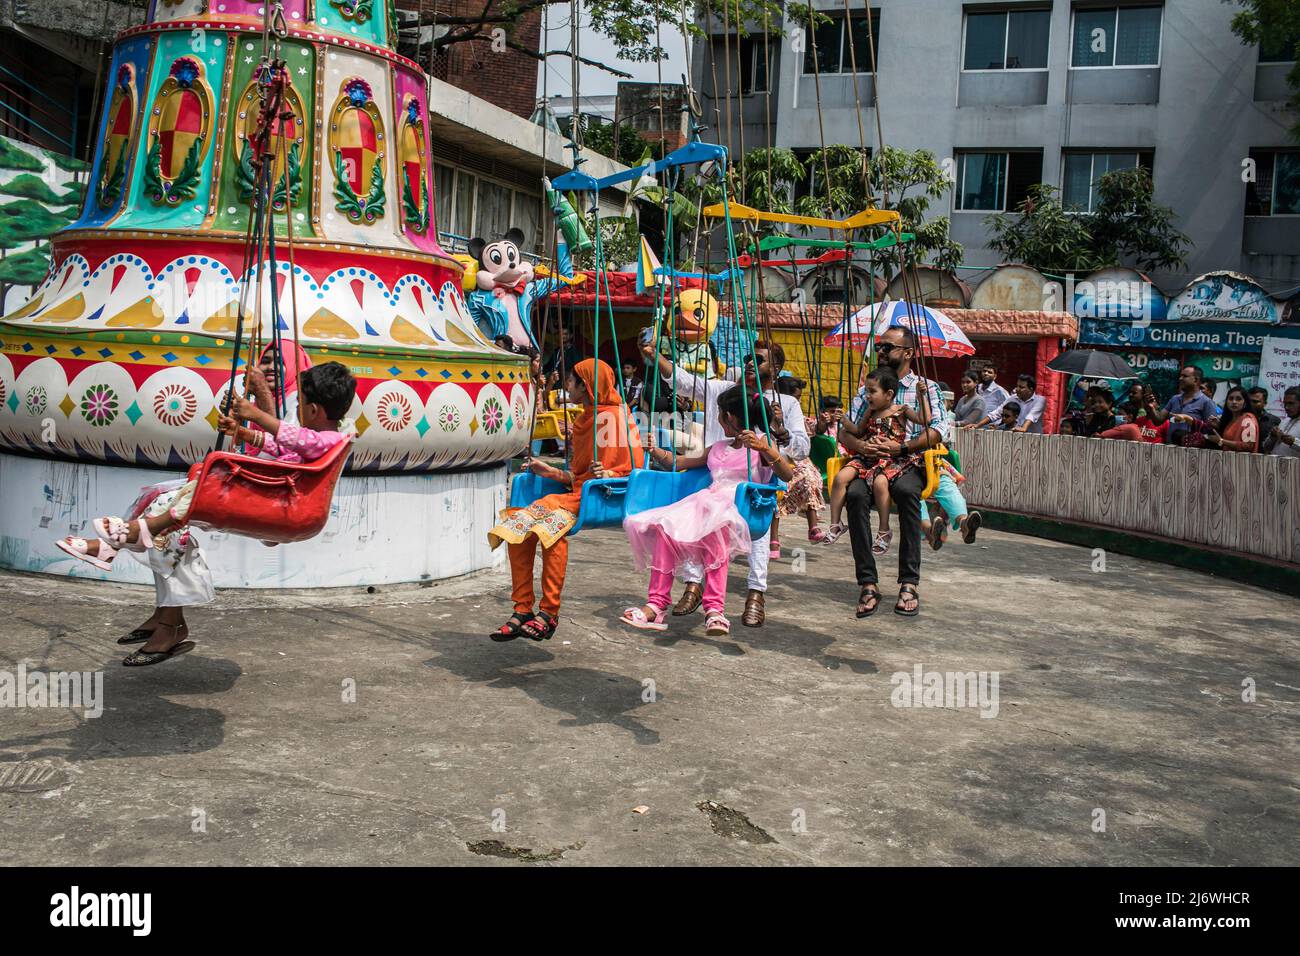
[623,477,753,575]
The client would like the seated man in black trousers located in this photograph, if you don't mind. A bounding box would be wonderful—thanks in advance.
[840,326,946,617]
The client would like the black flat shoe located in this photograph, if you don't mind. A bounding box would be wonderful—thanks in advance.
[117,627,154,645]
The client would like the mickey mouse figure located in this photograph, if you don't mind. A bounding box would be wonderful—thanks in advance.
[464,228,573,353]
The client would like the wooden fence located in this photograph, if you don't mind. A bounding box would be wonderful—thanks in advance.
[950,429,1300,566]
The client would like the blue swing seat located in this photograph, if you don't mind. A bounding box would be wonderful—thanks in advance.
[507,471,629,537]
[735,478,786,538]
[624,466,712,515]
[626,467,785,538]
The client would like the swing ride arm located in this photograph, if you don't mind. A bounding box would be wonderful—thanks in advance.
[701,202,900,231]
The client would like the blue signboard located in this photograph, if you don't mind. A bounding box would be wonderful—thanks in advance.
[1078,318,1300,353]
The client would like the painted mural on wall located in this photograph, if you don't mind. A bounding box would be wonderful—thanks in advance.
[0,137,89,313]
[0,1,532,476]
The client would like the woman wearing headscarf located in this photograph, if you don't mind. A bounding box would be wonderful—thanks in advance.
[256,342,313,422]
[488,359,643,641]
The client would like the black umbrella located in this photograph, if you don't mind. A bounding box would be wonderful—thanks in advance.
[1046,349,1137,381]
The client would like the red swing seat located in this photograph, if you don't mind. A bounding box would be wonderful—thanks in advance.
[182,438,353,544]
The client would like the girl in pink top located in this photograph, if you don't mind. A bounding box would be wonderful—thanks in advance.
[620,385,794,637]
[56,361,356,572]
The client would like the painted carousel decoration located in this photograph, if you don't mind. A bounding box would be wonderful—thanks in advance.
[0,0,533,477]
[330,0,374,23]
[97,65,138,210]
[143,57,215,206]
[235,64,306,211]
[329,77,386,224]
[399,97,430,234]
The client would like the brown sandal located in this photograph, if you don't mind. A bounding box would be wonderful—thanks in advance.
[856,586,881,618]
[742,589,765,627]
[672,582,703,616]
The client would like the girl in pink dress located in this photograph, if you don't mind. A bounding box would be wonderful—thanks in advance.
[621,385,795,636]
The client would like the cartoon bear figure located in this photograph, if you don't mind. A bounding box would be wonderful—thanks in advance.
[658,287,721,377]
[462,228,573,352]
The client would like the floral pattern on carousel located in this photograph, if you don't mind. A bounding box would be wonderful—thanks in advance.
[436,404,461,433]
[80,384,120,427]
[376,391,412,432]
[25,386,47,417]
[480,396,504,436]
[152,382,198,427]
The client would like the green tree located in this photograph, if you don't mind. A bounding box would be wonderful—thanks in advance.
[796,145,962,275]
[1229,0,1300,140]
[985,167,1190,274]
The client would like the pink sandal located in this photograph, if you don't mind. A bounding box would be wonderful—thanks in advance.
[808,526,826,543]
[769,539,780,559]
[55,535,118,571]
[822,522,848,545]
[872,530,893,555]
[93,515,147,552]
[620,604,668,631]
[705,611,731,636]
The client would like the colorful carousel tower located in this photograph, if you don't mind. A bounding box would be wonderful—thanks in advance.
[0,1,533,587]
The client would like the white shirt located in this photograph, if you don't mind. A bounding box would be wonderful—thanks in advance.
[669,366,808,457]
[977,381,1011,422]
[1273,416,1300,458]
[1014,392,1045,433]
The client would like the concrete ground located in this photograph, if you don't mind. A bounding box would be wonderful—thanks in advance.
[0,526,1296,866]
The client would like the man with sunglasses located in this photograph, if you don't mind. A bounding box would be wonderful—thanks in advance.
[840,326,945,618]
[640,337,808,627]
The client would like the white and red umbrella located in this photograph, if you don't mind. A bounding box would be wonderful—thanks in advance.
[824,301,975,358]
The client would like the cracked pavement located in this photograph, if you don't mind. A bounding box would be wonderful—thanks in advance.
[0,526,1297,865]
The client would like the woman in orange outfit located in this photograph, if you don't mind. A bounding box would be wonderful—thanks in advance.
[488,358,643,641]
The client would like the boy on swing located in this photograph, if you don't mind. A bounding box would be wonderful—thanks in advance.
[58,362,357,571]
[54,362,356,666]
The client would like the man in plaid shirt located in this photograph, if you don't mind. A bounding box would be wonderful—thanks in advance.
[841,326,946,618]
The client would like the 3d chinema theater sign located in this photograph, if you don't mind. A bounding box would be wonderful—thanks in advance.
[1078,271,1299,353]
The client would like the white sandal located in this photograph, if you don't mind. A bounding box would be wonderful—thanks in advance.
[620,604,668,631]
[705,611,731,636]
[55,536,118,571]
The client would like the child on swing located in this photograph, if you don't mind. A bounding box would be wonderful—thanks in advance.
[821,366,927,554]
[620,384,795,637]
[55,361,357,572]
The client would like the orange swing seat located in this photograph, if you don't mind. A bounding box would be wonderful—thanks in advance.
[181,438,353,544]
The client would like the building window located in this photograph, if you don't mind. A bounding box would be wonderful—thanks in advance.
[1061,150,1154,212]
[954,151,1043,211]
[710,35,772,96]
[1245,150,1300,216]
[1071,5,1162,68]
[963,8,1051,70]
[434,163,456,240]
[803,10,881,75]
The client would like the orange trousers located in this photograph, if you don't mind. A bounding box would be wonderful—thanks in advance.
[508,535,568,618]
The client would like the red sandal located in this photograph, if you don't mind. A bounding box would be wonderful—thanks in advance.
[520,611,557,641]
[490,611,534,642]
